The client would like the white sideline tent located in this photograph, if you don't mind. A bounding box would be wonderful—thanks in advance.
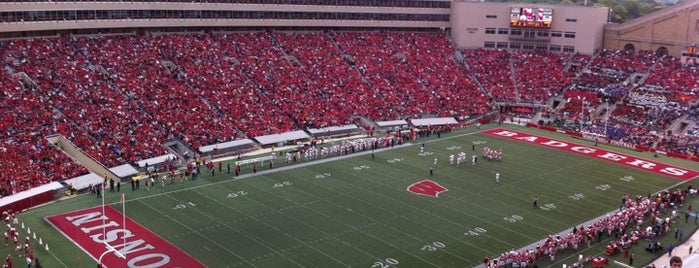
[410,117,458,127]
[307,124,359,137]
[199,139,256,153]
[0,182,63,208]
[63,163,139,190]
[375,120,409,130]
[137,154,177,168]
[254,130,310,146]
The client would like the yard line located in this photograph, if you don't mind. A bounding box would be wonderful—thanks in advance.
[187,189,353,267]
[291,172,487,261]
[123,143,412,204]
[440,157,609,225]
[266,170,516,258]
[43,215,90,268]
[335,166,541,242]
[44,239,72,268]
[117,130,484,206]
[281,167,522,253]
[137,197,261,268]
[236,178,444,267]
[472,172,695,268]
[463,126,698,267]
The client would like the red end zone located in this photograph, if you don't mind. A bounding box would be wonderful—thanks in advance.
[483,128,699,181]
[46,205,207,268]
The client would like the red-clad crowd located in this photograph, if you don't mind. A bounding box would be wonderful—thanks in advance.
[512,50,574,103]
[332,32,490,119]
[462,49,516,102]
[1,32,495,196]
[269,32,368,128]
[1,33,699,199]
[155,33,296,138]
[485,190,687,268]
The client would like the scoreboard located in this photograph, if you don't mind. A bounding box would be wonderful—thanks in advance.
[681,45,698,65]
[510,7,553,28]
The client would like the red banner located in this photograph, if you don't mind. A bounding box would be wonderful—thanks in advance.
[46,205,207,268]
[484,128,699,181]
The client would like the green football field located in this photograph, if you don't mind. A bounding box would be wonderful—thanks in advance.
[7,124,699,268]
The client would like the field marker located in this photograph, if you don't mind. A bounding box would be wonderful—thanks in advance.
[143,195,270,267]
[256,172,476,264]
[122,143,412,204]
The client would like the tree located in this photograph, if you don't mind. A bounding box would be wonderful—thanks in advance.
[486,0,668,23]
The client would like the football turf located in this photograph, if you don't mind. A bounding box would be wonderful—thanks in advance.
[7,124,699,268]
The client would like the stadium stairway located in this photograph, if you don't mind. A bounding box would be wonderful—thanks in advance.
[508,55,522,102]
[46,134,121,181]
[163,137,196,161]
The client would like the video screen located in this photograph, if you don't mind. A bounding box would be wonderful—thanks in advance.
[510,7,553,28]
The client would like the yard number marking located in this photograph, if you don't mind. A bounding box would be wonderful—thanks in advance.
[386,158,404,163]
[315,173,331,179]
[173,202,197,210]
[540,203,557,211]
[595,184,611,191]
[371,258,398,268]
[421,241,446,252]
[569,193,585,200]
[464,227,488,236]
[353,165,370,171]
[273,181,293,188]
[503,215,524,223]
[619,176,634,182]
[227,191,248,198]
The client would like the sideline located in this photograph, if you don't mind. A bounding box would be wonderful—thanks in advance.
[648,228,699,268]
[128,129,487,203]
[474,128,698,268]
[125,143,413,203]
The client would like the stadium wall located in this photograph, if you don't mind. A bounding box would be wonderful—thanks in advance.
[604,0,699,57]
[0,2,450,34]
[450,1,609,55]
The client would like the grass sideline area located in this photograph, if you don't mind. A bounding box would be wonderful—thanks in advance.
[3,123,698,267]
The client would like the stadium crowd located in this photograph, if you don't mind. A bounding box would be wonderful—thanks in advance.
[484,189,688,268]
[1,32,699,200]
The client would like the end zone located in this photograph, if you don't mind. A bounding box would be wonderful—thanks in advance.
[483,128,699,180]
[46,205,206,268]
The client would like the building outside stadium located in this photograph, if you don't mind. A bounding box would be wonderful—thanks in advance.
[0,0,695,57]
[604,0,699,60]
[451,1,609,55]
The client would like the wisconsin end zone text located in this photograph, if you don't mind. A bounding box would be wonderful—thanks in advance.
[47,206,206,268]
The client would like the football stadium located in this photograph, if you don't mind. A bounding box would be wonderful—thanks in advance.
[1,0,699,267]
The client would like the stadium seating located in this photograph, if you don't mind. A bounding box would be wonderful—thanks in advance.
[511,49,574,103]
[2,32,699,198]
[462,48,516,102]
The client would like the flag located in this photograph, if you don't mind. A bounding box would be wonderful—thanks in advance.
[120,193,125,203]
